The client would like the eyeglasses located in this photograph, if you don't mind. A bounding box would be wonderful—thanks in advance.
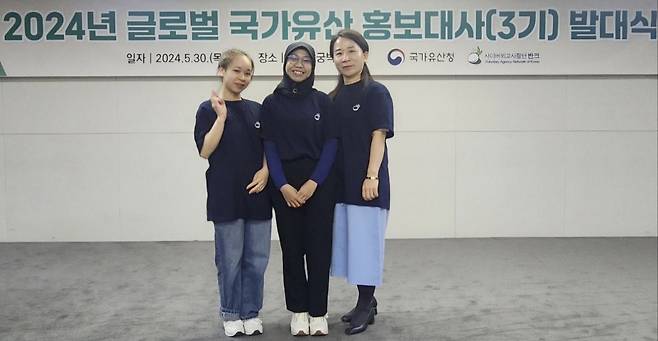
[286,55,313,65]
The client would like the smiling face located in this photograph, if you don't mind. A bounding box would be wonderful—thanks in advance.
[217,54,253,96]
[332,37,368,84]
[285,48,313,83]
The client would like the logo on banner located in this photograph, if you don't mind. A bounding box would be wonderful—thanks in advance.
[470,46,542,65]
[468,47,483,65]
[387,49,405,66]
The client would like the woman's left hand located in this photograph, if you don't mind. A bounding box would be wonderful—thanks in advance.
[297,180,318,203]
[247,167,269,194]
[362,178,379,201]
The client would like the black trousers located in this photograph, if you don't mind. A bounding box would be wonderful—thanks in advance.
[271,158,335,317]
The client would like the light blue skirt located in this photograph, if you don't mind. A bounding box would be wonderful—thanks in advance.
[330,203,389,286]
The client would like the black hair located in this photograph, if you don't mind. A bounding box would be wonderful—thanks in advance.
[328,29,374,98]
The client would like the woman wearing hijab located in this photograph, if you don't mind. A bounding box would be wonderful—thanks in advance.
[259,42,338,336]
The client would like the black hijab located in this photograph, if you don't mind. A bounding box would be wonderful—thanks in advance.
[274,42,316,98]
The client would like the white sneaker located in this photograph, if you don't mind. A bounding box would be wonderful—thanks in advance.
[223,320,245,337]
[309,315,328,336]
[290,312,310,336]
[243,317,263,336]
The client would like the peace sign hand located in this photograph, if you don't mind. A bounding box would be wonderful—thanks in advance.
[210,90,227,122]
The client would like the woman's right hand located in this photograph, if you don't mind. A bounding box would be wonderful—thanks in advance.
[210,90,227,122]
[280,184,303,208]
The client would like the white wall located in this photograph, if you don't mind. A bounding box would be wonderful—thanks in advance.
[0,79,6,241]
[0,75,656,241]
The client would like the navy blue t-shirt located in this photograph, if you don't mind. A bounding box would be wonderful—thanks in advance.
[334,80,394,209]
[194,99,272,223]
[260,90,335,161]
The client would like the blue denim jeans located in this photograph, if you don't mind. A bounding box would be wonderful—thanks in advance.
[214,219,272,321]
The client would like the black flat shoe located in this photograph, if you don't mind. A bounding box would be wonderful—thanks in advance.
[341,297,378,322]
[344,303,376,335]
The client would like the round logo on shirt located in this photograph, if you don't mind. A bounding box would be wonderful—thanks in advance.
[352,104,361,111]
[314,113,321,121]
[254,121,261,129]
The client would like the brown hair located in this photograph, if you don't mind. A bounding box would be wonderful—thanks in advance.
[217,48,254,72]
[328,29,374,98]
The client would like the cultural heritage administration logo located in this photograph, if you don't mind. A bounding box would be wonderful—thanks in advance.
[468,47,483,65]
[387,49,405,66]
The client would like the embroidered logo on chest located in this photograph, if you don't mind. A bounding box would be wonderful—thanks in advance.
[254,121,261,129]
[314,113,321,121]
[352,104,361,111]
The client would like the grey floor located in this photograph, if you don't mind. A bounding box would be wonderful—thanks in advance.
[1,238,656,341]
